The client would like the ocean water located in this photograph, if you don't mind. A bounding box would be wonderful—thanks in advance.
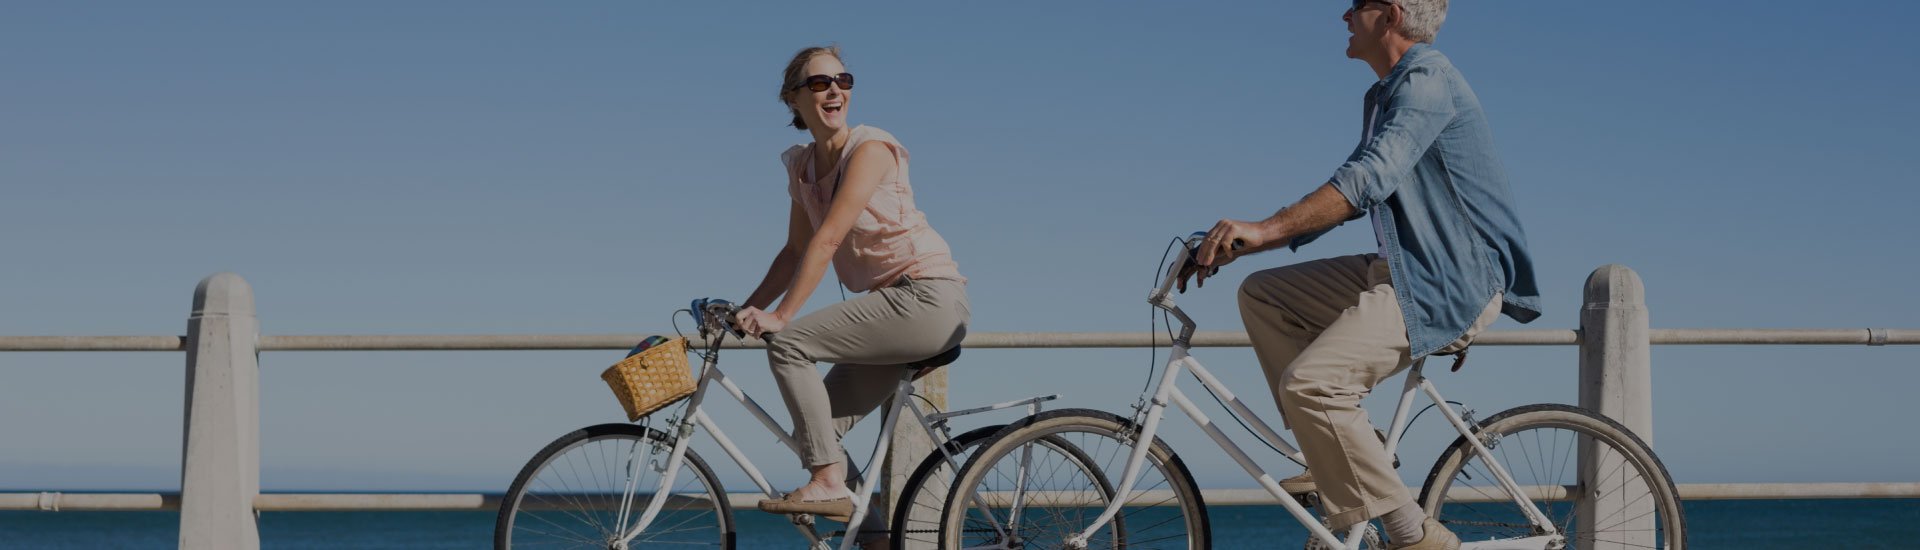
[1,499,1916,549]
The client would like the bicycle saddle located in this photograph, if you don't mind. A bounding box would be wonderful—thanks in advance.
[907,345,962,370]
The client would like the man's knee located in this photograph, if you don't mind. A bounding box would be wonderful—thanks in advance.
[1278,358,1355,407]
[1238,269,1284,313]
[1240,261,1327,309]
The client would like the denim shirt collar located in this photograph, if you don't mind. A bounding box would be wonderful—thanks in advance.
[1370,43,1436,97]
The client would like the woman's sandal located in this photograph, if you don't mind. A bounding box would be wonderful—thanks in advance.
[757,492,856,523]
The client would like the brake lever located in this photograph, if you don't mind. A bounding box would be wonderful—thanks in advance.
[691,298,750,340]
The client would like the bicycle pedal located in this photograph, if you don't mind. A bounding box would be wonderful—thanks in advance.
[1291,490,1320,509]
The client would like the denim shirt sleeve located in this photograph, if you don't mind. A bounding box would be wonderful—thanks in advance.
[1328,65,1457,211]
[1287,174,1366,251]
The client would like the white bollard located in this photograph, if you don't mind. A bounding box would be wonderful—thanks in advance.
[1577,265,1654,550]
[179,273,261,549]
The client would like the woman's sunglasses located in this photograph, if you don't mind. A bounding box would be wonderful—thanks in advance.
[792,72,855,93]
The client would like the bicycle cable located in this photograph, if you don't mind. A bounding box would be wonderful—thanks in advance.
[671,309,692,341]
[1144,237,1184,397]
[1401,400,1471,445]
[909,393,945,416]
[671,308,720,362]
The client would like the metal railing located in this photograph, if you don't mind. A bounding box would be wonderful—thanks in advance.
[3,267,1917,548]
[9,328,1916,353]
[11,481,1920,514]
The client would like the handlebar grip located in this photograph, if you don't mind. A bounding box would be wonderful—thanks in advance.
[1181,233,1248,266]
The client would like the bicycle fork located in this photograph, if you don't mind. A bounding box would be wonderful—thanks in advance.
[614,352,728,548]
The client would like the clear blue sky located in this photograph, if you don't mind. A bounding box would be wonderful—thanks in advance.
[3,1,1917,493]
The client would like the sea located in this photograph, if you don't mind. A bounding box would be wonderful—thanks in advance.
[1,499,1915,549]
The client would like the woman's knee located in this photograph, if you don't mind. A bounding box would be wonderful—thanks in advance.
[765,335,811,370]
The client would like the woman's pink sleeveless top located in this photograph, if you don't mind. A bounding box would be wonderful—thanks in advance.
[782,125,964,293]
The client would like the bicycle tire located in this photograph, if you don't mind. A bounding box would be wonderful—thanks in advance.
[940,408,1211,549]
[1417,403,1686,549]
[892,425,1114,549]
[496,423,734,549]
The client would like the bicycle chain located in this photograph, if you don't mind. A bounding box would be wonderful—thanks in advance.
[1439,520,1535,529]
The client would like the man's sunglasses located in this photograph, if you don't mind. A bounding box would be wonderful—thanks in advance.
[792,72,855,93]
[1350,0,1393,11]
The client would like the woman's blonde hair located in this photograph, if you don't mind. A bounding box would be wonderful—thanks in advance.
[778,45,843,130]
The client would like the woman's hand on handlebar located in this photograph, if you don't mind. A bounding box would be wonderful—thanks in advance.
[734,306,788,339]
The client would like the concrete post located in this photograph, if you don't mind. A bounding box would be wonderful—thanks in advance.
[881,368,946,528]
[180,273,261,549]
[1577,265,1653,549]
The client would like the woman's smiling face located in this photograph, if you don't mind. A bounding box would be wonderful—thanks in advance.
[788,54,851,133]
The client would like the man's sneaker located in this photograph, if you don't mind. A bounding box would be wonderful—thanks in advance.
[1279,470,1317,495]
[1387,518,1459,550]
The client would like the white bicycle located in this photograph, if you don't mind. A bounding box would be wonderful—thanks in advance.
[939,234,1686,549]
[495,298,1106,549]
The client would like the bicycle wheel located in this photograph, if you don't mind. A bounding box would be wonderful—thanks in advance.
[496,423,734,549]
[941,409,1210,549]
[891,425,1001,548]
[892,425,1114,549]
[1418,404,1685,549]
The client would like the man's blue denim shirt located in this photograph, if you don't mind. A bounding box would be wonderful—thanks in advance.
[1291,43,1543,358]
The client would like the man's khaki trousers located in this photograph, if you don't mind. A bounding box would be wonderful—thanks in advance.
[1238,254,1501,528]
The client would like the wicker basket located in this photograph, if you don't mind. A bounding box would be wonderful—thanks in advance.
[600,337,697,421]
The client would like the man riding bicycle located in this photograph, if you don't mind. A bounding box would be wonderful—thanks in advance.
[1179,1,1541,548]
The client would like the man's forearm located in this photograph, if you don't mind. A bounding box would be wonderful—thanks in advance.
[1255,182,1359,251]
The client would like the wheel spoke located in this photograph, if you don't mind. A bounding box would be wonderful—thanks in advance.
[501,429,727,548]
[1423,407,1680,549]
[945,413,1200,549]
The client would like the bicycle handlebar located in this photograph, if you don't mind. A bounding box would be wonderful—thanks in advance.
[689,298,748,340]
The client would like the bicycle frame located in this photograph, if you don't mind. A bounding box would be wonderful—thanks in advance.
[1061,241,1560,550]
[613,336,1056,550]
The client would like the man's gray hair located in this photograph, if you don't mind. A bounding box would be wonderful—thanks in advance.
[1395,0,1448,43]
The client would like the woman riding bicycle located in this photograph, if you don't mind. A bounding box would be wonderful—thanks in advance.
[734,45,970,542]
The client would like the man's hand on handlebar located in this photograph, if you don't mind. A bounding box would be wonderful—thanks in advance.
[734,306,787,339]
[1174,259,1217,294]
[1177,219,1265,293]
